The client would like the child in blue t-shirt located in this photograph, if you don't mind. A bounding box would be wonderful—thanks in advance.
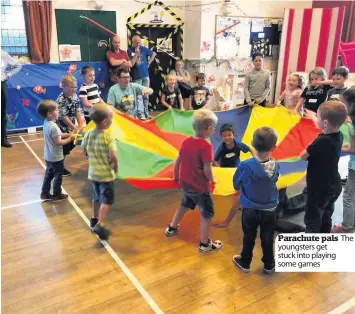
[212,124,251,227]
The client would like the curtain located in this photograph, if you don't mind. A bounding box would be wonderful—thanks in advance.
[23,1,52,64]
[312,1,355,42]
[344,1,355,42]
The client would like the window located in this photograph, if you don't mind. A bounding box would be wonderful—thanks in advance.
[1,0,28,55]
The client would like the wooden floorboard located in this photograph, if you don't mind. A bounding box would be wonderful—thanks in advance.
[1,135,354,314]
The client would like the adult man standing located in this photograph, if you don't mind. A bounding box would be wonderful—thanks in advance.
[127,35,156,120]
[1,50,22,148]
[107,68,153,118]
[106,35,139,84]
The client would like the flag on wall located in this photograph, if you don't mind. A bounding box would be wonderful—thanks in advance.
[276,7,345,98]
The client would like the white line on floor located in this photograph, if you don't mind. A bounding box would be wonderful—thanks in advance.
[328,296,355,314]
[19,136,164,314]
[10,138,43,145]
[8,131,42,138]
[1,199,43,210]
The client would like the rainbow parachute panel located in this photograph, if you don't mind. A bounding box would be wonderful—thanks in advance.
[81,106,350,195]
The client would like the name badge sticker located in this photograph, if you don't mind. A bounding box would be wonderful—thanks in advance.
[225,153,236,158]
[309,99,317,103]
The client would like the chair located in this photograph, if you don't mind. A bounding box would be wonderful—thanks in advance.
[340,41,355,50]
[339,42,355,72]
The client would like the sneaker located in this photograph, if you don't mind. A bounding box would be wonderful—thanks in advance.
[341,177,347,185]
[147,115,152,120]
[199,239,223,253]
[263,263,275,274]
[165,224,179,236]
[52,193,68,202]
[62,168,72,177]
[93,224,111,241]
[40,192,53,201]
[232,255,250,273]
[139,117,147,121]
[90,218,98,231]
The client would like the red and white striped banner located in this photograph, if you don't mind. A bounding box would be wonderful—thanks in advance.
[275,7,345,98]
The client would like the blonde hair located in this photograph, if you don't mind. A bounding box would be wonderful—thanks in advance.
[90,102,112,124]
[166,73,176,81]
[288,73,304,90]
[309,67,327,82]
[192,109,218,131]
[61,75,77,86]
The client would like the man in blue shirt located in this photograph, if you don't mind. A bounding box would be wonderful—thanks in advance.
[128,35,156,121]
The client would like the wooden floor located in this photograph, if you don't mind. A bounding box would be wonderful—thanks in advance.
[2,132,355,314]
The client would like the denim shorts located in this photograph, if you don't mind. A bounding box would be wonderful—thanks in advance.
[181,190,214,219]
[92,181,115,205]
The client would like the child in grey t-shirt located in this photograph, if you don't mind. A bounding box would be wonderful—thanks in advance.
[37,100,74,201]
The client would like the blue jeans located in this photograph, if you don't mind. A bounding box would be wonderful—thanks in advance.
[42,160,64,196]
[134,77,150,119]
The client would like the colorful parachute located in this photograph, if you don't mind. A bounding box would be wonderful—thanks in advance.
[80,106,350,196]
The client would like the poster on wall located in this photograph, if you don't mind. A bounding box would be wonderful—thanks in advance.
[200,40,213,58]
[232,74,246,105]
[215,16,282,60]
[215,17,251,59]
[157,38,172,52]
[59,45,81,62]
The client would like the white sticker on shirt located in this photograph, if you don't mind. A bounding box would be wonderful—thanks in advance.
[131,52,135,56]
[309,99,317,103]
[330,94,340,100]
[225,152,236,158]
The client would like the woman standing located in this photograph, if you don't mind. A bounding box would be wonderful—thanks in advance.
[170,60,191,108]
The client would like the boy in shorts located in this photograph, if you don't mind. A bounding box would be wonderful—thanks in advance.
[165,109,223,252]
[82,103,118,240]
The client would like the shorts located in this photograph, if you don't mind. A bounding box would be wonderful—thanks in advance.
[84,115,91,125]
[181,190,214,219]
[63,141,75,156]
[92,181,115,205]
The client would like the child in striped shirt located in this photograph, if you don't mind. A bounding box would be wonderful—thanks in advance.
[82,103,118,241]
[79,65,103,124]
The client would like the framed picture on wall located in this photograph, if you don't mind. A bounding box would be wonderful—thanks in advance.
[58,45,81,62]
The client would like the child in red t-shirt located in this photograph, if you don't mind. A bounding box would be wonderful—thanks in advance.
[165,109,223,252]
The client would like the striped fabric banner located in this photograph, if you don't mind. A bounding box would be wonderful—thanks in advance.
[275,7,345,99]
